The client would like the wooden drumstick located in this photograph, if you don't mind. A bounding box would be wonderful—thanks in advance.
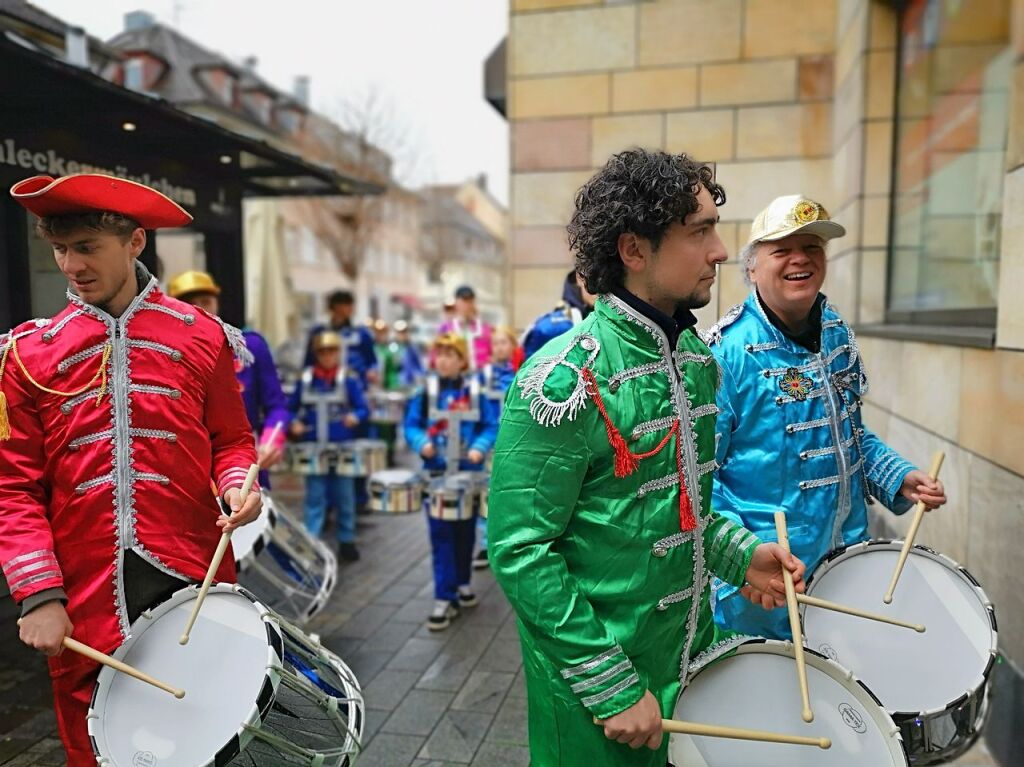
[659,718,830,749]
[17,621,184,699]
[774,511,813,723]
[591,716,830,749]
[884,451,944,604]
[179,463,259,645]
[796,593,925,633]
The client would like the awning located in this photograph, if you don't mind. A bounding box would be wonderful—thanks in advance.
[0,31,384,200]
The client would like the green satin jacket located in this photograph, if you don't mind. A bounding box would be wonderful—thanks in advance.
[490,294,762,766]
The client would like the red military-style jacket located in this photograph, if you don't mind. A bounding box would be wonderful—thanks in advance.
[0,268,258,668]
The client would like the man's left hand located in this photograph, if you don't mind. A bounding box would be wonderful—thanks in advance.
[218,487,262,532]
[899,470,946,510]
[740,543,805,610]
[467,449,485,464]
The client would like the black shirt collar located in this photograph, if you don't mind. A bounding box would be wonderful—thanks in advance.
[756,289,825,353]
[611,286,697,349]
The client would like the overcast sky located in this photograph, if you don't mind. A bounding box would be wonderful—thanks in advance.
[34,0,510,203]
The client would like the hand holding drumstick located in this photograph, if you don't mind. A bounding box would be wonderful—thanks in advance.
[885,451,945,604]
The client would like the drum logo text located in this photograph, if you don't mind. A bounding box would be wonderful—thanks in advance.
[818,643,838,661]
[838,703,867,734]
[132,752,157,767]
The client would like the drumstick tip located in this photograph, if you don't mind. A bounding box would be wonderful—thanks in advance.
[819,737,832,749]
[914,624,926,633]
[802,708,814,723]
[174,689,186,699]
[178,634,189,646]
[883,594,893,605]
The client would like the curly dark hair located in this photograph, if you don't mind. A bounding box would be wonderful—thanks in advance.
[35,211,139,241]
[567,149,725,294]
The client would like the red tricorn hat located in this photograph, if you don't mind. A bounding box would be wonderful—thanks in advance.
[9,173,193,229]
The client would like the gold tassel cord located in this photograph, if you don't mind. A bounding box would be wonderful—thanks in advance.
[0,337,112,441]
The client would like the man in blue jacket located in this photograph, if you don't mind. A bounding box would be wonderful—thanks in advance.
[521,269,596,360]
[706,194,947,638]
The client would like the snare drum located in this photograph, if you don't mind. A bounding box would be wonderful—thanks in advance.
[234,495,338,624]
[369,469,425,514]
[370,390,407,424]
[288,443,336,475]
[88,584,363,766]
[336,439,388,477]
[478,474,490,519]
[427,473,481,521]
[672,638,907,766]
[803,541,998,765]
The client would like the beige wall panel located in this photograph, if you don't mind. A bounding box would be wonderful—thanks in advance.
[743,0,837,58]
[736,103,833,159]
[700,59,799,107]
[511,6,636,77]
[940,0,1011,44]
[716,222,740,260]
[591,114,665,167]
[513,267,572,329]
[716,261,749,312]
[612,67,698,113]
[513,0,597,11]
[860,399,892,443]
[511,226,574,267]
[693,276,720,331]
[638,0,743,67]
[866,50,896,119]
[967,456,1024,665]
[1015,0,1024,55]
[834,1,868,87]
[858,247,887,324]
[872,422,971,564]
[960,348,1024,476]
[665,109,735,162]
[869,1,898,49]
[861,195,890,249]
[833,57,866,147]
[893,341,963,443]
[837,0,866,34]
[833,129,865,210]
[513,119,592,172]
[510,74,610,119]
[715,158,836,221]
[1007,62,1024,171]
[860,336,904,413]
[997,166,1024,349]
[799,55,835,102]
[863,120,894,196]
[823,251,858,316]
[512,170,593,228]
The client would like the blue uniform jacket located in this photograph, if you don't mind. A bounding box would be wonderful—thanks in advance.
[403,375,499,473]
[304,322,378,383]
[289,366,370,444]
[521,272,590,360]
[706,291,916,638]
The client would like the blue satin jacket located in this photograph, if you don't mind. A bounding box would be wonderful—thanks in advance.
[403,375,499,473]
[706,291,916,638]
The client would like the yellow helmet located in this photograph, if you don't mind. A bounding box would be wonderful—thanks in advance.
[432,332,468,362]
[168,270,220,299]
[312,331,343,351]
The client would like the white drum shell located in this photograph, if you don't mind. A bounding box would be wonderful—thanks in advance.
[672,639,907,767]
[427,473,481,521]
[803,541,998,765]
[336,439,388,478]
[369,469,424,514]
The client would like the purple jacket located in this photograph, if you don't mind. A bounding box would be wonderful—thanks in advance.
[239,330,290,445]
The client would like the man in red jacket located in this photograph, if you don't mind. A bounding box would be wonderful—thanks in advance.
[0,174,262,766]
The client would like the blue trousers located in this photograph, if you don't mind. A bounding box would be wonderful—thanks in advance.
[304,472,356,543]
[427,513,476,601]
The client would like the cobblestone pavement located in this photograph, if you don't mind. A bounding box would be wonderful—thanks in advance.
[0,479,1000,766]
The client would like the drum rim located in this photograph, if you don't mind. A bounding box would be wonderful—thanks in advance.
[803,538,999,719]
[87,583,285,764]
[679,637,909,766]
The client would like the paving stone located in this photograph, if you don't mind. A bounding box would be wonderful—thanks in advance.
[451,671,515,714]
[475,638,523,673]
[357,732,426,767]
[335,603,399,639]
[345,648,394,687]
[376,581,422,606]
[381,689,455,736]
[367,619,421,653]
[387,636,446,672]
[471,741,531,767]
[507,669,527,700]
[486,693,529,745]
[417,709,493,763]
[364,669,423,711]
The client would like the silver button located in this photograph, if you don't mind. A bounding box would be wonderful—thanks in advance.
[61,403,72,415]
[744,344,753,352]
[609,379,620,393]
[42,333,53,343]
[168,434,178,443]
[184,314,196,325]
[786,425,795,434]
[171,351,183,362]
[656,601,668,612]
[799,451,808,460]
[652,546,667,558]
[170,390,182,400]
[799,481,809,490]
[580,337,596,351]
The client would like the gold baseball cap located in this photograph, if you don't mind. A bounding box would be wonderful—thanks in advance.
[747,195,846,246]
[168,270,220,299]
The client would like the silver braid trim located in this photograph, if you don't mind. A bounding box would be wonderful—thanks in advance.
[637,473,679,498]
[76,473,114,493]
[608,361,669,390]
[569,660,633,693]
[676,351,713,366]
[685,635,756,683]
[44,309,84,340]
[139,301,193,323]
[128,338,183,361]
[580,673,640,708]
[631,416,676,440]
[561,644,624,679]
[68,429,114,449]
[213,315,255,367]
[689,403,719,420]
[656,586,694,611]
[57,342,107,374]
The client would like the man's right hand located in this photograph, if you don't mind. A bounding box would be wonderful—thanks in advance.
[595,689,663,750]
[18,601,73,657]
[421,443,436,459]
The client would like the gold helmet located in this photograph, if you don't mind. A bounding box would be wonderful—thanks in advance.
[432,332,468,362]
[168,270,220,299]
[312,331,343,351]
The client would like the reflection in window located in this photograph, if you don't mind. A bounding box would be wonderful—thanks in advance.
[889,0,1010,319]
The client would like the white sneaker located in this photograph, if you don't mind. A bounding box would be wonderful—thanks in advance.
[457,585,478,608]
[427,600,458,631]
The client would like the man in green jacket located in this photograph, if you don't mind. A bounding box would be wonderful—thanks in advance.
[490,149,806,765]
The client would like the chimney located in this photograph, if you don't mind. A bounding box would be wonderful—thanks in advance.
[124,10,156,31]
[242,56,258,72]
[64,26,88,68]
[293,75,310,107]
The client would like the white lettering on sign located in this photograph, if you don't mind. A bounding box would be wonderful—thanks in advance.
[0,137,199,207]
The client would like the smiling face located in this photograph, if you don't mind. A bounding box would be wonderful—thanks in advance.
[47,226,145,316]
[749,233,827,320]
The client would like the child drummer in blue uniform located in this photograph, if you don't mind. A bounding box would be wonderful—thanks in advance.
[289,330,369,562]
[403,333,499,630]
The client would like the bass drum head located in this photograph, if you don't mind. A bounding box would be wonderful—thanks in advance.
[803,542,996,715]
[232,498,276,570]
[88,585,280,766]
[671,640,907,767]
[370,469,421,488]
